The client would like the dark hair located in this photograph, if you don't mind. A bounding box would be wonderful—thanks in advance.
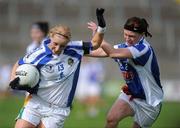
[124,17,152,37]
[32,21,49,36]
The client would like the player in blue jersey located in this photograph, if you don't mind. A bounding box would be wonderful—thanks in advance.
[9,8,106,128]
[88,17,163,128]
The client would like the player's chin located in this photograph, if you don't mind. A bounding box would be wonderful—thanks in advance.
[127,42,134,46]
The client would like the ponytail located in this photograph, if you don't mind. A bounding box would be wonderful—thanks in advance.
[141,18,152,37]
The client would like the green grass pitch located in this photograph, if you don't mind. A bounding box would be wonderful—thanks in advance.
[0,94,180,128]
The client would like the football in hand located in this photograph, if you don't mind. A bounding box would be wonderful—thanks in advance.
[15,64,40,88]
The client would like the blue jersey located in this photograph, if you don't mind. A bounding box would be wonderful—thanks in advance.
[114,38,163,106]
[18,38,92,107]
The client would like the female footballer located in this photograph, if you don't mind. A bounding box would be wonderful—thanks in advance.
[9,8,106,128]
[88,17,163,128]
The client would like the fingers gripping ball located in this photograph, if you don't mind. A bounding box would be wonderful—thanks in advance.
[15,64,40,88]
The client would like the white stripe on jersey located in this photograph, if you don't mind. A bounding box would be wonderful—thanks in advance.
[68,40,83,46]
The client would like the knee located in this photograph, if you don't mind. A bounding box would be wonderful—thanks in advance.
[106,114,119,128]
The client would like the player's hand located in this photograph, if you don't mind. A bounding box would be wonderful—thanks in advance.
[121,85,131,95]
[96,8,106,28]
[9,77,21,89]
[9,77,37,94]
[87,21,98,35]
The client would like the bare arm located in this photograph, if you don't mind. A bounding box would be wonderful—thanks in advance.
[88,40,132,58]
[87,47,108,57]
[10,61,19,81]
[91,31,104,50]
[90,8,106,50]
[101,41,133,58]
[86,21,107,57]
[87,21,132,58]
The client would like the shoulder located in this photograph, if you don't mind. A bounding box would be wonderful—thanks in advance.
[66,40,84,51]
[67,40,83,47]
[132,39,150,52]
[128,39,151,59]
[22,43,47,63]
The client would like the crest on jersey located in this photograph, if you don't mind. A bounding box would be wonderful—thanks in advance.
[43,64,54,73]
[68,58,74,66]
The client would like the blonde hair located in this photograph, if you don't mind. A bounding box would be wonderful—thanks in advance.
[48,24,71,39]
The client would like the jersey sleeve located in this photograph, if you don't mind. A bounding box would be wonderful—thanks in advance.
[127,43,149,59]
[113,43,127,62]
[128,43,151,66]
[67,41,92,55]
[18,47,46,66]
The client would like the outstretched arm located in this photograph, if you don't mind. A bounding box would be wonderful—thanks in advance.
[101,41,133,58]
[90,8,106,50]
[87,21,132,58]
[87,47,108,57]
[86,21,107,57]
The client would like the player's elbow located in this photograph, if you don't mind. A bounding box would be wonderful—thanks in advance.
[91,39,103,50]
[109,54,115,58]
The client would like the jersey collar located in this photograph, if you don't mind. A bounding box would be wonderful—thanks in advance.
[43,38,53,55]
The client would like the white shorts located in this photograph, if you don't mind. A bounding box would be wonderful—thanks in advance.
[16,95,70,128]
[119,92,162,128]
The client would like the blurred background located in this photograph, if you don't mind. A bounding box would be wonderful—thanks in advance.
[0,0,180,127]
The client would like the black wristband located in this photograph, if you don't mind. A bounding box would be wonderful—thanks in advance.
[83,42,91,54]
